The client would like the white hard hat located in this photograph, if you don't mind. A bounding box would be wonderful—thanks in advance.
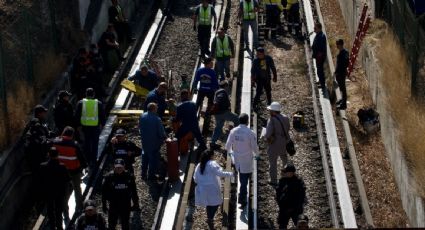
[267,102,281,112]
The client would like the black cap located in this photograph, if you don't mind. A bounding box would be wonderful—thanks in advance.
[58,90,72,99]
[256,47,265,53]
[203,57,213,64]
[283,163,296,173]
[34,104,48,115]
[114,158,125,167]
[115,128,126,136]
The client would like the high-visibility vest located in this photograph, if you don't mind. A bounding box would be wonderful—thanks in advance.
[216,35,231,58]
[198,5,212,25]
[243,0,256,20]
[54,137,81,171]
[81,98,99,126]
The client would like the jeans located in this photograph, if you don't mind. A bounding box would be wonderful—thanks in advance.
[198,25,212,56]
[243,20,258,48]
[206,205,219,220]
[211,111,239,144]
[239,172,251,204]
[141,148,160,177]
[253,79,272,107]
[82,126,100,168]
[215,59,230,80]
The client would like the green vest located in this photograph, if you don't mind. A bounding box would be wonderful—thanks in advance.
[198,5,212,25]
[216,35,231,58]
[243,0,256,20]
[81,99,99,126]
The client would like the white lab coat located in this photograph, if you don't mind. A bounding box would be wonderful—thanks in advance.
[193,160,233,207]
[225,124,259,173]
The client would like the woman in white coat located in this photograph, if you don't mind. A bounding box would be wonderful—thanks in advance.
[194,150,234,229]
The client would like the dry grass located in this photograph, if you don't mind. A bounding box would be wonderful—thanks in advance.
[369,20,425,197]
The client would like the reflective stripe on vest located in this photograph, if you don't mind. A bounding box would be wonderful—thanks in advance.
[198,5,212,25]
[81,99,99,126]
[243,0,255,20]
[216,35,231,58]
[55,144,81,170]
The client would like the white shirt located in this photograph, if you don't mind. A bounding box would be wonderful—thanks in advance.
[193,160,233,207]
[225,124,259,173]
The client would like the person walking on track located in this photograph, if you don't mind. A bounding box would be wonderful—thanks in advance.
[210,80,239,149]
[110,128,140,173]
[251,47,277,109]
[75,200,107,230]
[335,39,350,110]
[53,90,74,134]
[276,163,307,229]
[193,0,217,58]
[239,0,259,48]
[102,159,140,230]
[312,22,327,90]
[52,126,86,218]
[263,0,283,39]
[211,27,235,80]
[225,113,259,207]
[263,102,290,186]
[139,103,167,180]
[192,57,219,111]
[75,88,106,169]
[194,150,234,230]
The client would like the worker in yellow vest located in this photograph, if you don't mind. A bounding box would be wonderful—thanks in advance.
[238,0,259,48]
[263,0,284,39]
[75,88,106,169]
[211,27,235,81]
[193,0,217,58]
[282,0,301,37]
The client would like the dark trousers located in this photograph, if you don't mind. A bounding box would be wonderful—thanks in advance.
[336,73,347,105]
[197,25,212,56]
[278,208,301,229]
[176,125,206,148]
[266,6,281,38]
[288,3,301,34]
[206,205,219,220]
[108,203,131,230]
[82,126,100,168]
[196,91,215,111]
[254,79,272,106]
[64,171,83,218]
[114,21,132,42]
[316,60,326,89]
[239,173,251,204]
[47,197,65,230]
[141,148,160,178]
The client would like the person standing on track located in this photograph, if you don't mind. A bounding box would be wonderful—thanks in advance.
[75,200,107,230]
[211,27,235,81]
[53,90,74,134]
[102,158,140,230]
[239,0,259,49]
[110,128,140,173]
[52,126,86,218]
[108,0,134,42]
[264,102,290,186]
[192,57,219,111]
[210,80,239,150]
[39,147,70,230]
[225,113,258,207]
[174,90,207,154]
[312,22,327,90]
[251,47,277,110]
[263,0,283,39]
[193,0,217,58]
[276,163,307,229]
[334,39,350,110]
[139,103,167,180]
[75,88,106,169]
[193,150,234,230]
[127,64,159,91]
[283,0,301,37]
[144,82,168,118]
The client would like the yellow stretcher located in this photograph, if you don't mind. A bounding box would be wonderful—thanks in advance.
[120,79,150,97]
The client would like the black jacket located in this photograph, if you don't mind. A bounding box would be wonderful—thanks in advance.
[39,159,70,199]
[251,55,277,81]
[275,175,306,213]
[108,5,126,24]
[335,48,349,75]
[312,31,327,61]
[53,100,74,132]
[75,213,106,230]
[102,171,139,206]
[112,141,140,169]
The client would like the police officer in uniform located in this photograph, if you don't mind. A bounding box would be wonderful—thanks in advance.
[75,200,107,230]
[110,128,140,173]
[102,159,139,230]
[52,126,86,216]
[75,88,106,169]
[193,0,217,58]
[211,27,235,81]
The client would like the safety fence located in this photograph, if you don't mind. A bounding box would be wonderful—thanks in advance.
[375,0,425,96]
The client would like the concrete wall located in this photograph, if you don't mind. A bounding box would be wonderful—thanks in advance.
[338,0,425,227]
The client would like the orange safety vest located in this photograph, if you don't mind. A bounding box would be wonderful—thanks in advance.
[54,136,81,171]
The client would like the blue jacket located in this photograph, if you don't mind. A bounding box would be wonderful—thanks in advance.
[176,100,199,129]
[192,67,219,93]
[139,111,166,152]
[144,89,167,118]
[128,70,159,91]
